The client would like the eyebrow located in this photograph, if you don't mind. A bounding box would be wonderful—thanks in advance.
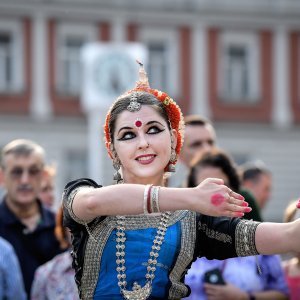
[117,121,165,135]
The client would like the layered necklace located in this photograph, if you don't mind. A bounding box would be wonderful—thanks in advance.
[115,211,172,300]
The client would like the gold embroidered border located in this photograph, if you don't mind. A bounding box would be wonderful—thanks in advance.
[168,211,196,299]
[65,185,94,225]
[197,222,232,244]
[235,219,260,256]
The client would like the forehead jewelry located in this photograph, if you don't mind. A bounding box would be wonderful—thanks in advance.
[127,92,141,112]
[135,118,142,128]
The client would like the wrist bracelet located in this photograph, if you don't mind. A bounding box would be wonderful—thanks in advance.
[143,184,152,214]
[151,186,161,213]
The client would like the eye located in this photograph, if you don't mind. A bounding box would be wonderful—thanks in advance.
[117,131,136,141]
[147,126,164,134]
[28,168,42,176]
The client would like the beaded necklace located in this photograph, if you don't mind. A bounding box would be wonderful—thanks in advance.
[115,212,171,300]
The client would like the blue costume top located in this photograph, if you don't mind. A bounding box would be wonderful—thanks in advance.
[95,225,180,299]
[63,178,260,300]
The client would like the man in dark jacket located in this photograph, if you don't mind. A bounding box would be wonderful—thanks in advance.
[0,139,61,297]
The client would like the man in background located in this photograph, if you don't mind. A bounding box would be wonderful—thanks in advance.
[169,115,216,187]
[0,139,61,297]
[241,162,272,212]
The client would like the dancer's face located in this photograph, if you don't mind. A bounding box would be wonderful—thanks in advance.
[112,105,176,185]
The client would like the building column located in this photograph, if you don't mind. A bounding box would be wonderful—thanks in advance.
[111,17,126,42]
[272,26,292,128]
[31,12,52,120]
[191,23,210,118]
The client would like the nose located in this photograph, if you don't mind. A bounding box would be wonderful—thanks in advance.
[20,170,30,183]
[137,133,150,150]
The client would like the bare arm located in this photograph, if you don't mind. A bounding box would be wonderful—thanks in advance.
[71,178,250,222]
[255,218,300,254]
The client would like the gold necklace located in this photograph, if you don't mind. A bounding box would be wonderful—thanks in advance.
[115,212,171,300]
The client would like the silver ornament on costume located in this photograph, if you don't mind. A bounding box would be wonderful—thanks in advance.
[116,212,171,300]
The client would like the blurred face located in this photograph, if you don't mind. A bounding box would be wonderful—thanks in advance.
[247,173,272,209]
[39,175,55,208]
[1,152,44,206]
[112,105,176,185]
[180,124,216,167]
[195,166,229,187]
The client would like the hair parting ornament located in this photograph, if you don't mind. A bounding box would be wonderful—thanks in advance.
[104,60,185,172]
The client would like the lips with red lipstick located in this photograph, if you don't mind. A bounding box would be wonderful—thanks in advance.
[135,154,156,165]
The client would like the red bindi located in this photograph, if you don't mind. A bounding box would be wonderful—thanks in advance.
[135,119,142,128]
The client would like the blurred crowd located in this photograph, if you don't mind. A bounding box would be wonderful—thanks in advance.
[0,114,299,299]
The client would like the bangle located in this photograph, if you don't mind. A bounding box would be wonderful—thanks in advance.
[150,186,161,213]
[143,184,152,214]
[147,185,153,214]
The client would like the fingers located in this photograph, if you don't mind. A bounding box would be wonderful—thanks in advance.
[225,200,252,218]
[227,189,244,201]
[223,189,251,217]
[205,178,224,185]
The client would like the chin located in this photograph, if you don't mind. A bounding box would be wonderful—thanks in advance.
[18,196,36,205]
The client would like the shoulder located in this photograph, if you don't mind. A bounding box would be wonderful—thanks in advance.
[0,237,14,255]
[64,178,101,194]
[63,178,102,227]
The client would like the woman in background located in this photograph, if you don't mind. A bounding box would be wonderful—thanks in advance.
[184,149,289,300]
[31,206,79,300]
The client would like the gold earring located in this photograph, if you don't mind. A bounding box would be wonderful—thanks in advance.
[113,159,123,183]
[168,148,177,172]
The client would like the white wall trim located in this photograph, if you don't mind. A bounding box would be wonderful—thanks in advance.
[31,13,52,119]
[191,23,210,118]
[272,26,292,128]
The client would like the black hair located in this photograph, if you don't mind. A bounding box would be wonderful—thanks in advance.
[187,149,240,191]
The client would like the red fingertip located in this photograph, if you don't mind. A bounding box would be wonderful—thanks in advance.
[235,212,244,217]
[238,195,245,200]
[244,207,252,213]
[242,202,249,207]
[296,200,300,209]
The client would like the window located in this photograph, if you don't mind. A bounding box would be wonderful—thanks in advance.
[0,20,23,93]
[226,46,248,99]
[56,23,97,96]
[219,31,260,103]
[0,34,12,91]
[138,27,179,96]
[148,43,167,91]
